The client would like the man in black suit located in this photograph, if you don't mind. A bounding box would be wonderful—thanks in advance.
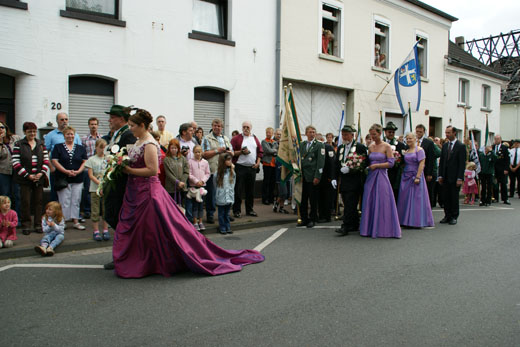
[492,135,511,205]
[103,105,137,270]
[317,134,336,223]
[416,124,437,207]
[331,125,367,235]
[438,126,466,225]
[383,121,407,200]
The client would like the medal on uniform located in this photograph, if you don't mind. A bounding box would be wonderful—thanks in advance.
[352,146,356,153]
[339,147,344,154]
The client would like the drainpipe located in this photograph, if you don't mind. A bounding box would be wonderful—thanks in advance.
[274,0,281,127]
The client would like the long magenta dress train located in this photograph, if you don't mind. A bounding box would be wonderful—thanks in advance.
[113,141,264,278]
[397,149,434,227]
[359,152,401,238]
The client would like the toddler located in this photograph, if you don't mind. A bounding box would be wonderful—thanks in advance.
[215,154,235,234]
[462,161,478,205]
[85,138,110,241]
[35,201,65,256]
[188,145,210,231]
[0,196,18,248]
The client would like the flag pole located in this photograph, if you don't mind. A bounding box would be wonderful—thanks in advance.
[287,84,302,225]
[375,70,397,101]
[407,101,412,132]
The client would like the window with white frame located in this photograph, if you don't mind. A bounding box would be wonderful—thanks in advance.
[458,79,469,105]
[482,85,491,109]
[321,3,342,57]
[192,0,227,38]
[416,34,428,78]
[374,20,390,69]
[66,0,118,17]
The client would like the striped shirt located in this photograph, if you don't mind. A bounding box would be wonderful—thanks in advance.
[12,141,50,178]
[81,133,101,157]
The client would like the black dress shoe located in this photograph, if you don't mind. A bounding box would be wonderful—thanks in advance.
[104,262,115,270]
[233,212,241,218]
[229,215,235,222]
[317,218,331,223]
[206,216,215,224]
[306,221,315,228]
[246,211,258,217]
[335,228,348,236]
[440,217,449,224]
[504,200,511,205]
[448,219,457,225]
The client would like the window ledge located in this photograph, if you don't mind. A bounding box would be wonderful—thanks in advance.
[457,103,471,109]
[318,53,344,63]
[420,77,429,83]
[0,0,28,10]
[60,10,126,27]
[371,66,391,74]
[480,107,492,113]
[188,31,235,47]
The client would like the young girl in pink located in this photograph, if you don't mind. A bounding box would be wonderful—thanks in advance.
[188,145,210,231]
[0,196,18,248]
[462,162,478,205]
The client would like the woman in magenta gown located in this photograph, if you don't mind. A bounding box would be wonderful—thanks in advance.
[397,132,434,228]
[359,124,401,238]
[112,110,264,278]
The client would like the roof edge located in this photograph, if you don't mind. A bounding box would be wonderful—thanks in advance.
[404,0,458,22]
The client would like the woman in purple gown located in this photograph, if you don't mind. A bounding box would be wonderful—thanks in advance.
[360,124,401,238]
[397,133,434,228]
[112,109,264,278]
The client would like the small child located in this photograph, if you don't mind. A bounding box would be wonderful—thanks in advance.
[215,153,236,234]
[35,201,65,256]
[188,145,210,231]
[462,161,478,205]
[85,138,110,241]
[0,196,18,249]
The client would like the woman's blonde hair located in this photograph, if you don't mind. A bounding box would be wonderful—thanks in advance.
[43,201,64,223]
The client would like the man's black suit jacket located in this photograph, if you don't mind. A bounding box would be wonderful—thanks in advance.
[438,140,466,184]
[419,137,435,177]
[494,143,510,173]
[333,142,367,192]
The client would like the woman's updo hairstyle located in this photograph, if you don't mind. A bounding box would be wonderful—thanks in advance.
[129,109,153,130]
[369,123,383,134]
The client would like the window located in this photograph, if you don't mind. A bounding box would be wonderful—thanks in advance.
[65,0,118,18]
[0,0,28,10]
[458,79,469,105]
[374,19,390,69]
[416,34,428,78]
[482,85,491,109]
[193,0,226,38]
[321,3,341,57]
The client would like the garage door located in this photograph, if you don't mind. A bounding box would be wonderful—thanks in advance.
[194,87,225,135]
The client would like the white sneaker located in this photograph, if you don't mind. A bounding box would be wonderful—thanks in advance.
[4,240,13,248]
[73,223,86,230]
[284,199,289,206]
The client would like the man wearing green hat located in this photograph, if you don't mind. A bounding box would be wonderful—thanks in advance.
[332,124,367,235]
[383,121,407,200]
[298,125,325,228]
[103,105,136,270]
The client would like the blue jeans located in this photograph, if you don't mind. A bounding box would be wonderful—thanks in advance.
[41,232,64,249]
[185,197,193,223]
[191,199,203,219]
[204,174,216,218]
[217,204,231,232]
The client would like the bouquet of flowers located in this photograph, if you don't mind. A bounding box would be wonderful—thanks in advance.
[97,145,130,196]
[343,152,367,173]
[391,145,403,167]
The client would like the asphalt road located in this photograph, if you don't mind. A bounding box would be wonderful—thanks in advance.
[1,203,519,346]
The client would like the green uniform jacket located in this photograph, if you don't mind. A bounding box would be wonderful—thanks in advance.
[300,140,325,182]
[478,151,497,175]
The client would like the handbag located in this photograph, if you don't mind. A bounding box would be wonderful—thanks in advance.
[54,174,68,191]
[467,178,476,186]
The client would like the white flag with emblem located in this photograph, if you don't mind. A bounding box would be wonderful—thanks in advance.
[394,42,421,116]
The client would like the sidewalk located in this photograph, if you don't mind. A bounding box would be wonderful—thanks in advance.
[0,199,298,260]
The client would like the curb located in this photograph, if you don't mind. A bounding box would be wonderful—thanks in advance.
[0,217,295,261]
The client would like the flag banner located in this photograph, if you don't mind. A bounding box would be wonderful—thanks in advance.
[394,43,421,116]
[337,109,345,146]
[277,88,302,204]
[403,104,413,134]
[356,113,362,143]
[380,112,385,140]
[470,130,481,174]
[485,114,489,147]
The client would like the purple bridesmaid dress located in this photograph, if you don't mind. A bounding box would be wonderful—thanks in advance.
[397,149,434,227]
[360,152,401,238]
[113,141,264,278]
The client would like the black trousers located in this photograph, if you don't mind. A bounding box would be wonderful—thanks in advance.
[233,164,256,214]
[427,174,436,208]
[340,189,362,231]
[261,165,276,203]
[493,169,508,202]
[318,180,333,221]
[433,180,444,207]
[20,184,43,229]
[509,170,520,197]
[442,182,461,220]
[300,177,319,223]
[479,173,493,204]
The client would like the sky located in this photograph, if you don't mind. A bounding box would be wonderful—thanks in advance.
[426,0,520,41]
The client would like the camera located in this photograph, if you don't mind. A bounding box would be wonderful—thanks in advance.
[181,146,189,152]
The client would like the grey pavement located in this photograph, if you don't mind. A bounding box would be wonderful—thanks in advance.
[1,200,519,346]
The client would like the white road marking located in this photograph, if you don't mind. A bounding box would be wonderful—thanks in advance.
[0,263,103,273]
[432,207,514,212]
[254,228,288,252]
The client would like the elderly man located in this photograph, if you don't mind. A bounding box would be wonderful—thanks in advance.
[231,121,263,218]
[492,135,511,205]
[80,117,102,219]
[156,115,174,148]
[332,125,367,235]
[202,118,233,224]
[44,112,82,201]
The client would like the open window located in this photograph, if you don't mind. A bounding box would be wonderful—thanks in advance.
[321,3,341,57]
[374,18,390,69]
